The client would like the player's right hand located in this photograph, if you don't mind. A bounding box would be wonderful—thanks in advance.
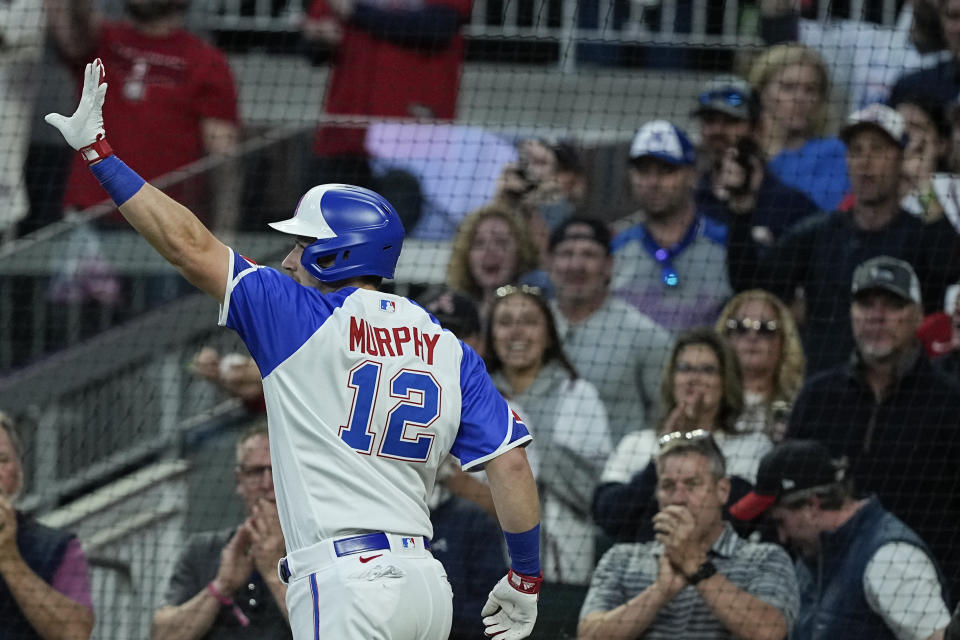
[481,569,541,639]
[44,58,108,152]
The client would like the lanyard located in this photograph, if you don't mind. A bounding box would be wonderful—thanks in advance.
[638,217,701,287]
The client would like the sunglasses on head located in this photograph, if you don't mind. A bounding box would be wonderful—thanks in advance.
[725,317,779,337]
[657,428,712,448]
[495,284,543,299]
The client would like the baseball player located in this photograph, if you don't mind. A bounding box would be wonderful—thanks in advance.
[45,59,542,640]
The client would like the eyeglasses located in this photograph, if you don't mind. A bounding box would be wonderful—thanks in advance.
[725,317,779,338]
[674,362,720,376]
[495,284,543,299]
[658,428,712,447]
[237,464,272,482]
[699,89,748,108]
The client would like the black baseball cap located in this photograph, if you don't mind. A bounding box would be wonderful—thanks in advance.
[730,440,845,521]
[691,75,757,122]
[548,217,612,255]
[851,256,922,305]
[418,287,481,339]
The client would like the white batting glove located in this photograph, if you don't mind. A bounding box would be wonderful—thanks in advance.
[482,569,542,639]
[44,58,114,163]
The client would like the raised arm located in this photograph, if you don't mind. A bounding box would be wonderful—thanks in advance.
[45,59,231,302]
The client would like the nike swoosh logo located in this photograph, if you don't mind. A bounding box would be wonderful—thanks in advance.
[359,554,383,563]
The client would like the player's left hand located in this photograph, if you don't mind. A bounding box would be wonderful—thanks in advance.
[44,58,108,152]
[482,569,541,639]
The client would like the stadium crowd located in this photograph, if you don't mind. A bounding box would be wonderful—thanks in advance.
[3,0,960,638]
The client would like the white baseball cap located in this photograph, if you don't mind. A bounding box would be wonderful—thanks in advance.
[840,104,908,149]
[629,120,697,166]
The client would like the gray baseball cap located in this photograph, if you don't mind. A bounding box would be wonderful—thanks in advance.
[851,256,922,305]
[691,75,757,121]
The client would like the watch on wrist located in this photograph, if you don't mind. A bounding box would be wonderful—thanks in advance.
[686,560,717,585]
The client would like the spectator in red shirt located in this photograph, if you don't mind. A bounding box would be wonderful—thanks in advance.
[301,0,471,190]
[48,0,240,229]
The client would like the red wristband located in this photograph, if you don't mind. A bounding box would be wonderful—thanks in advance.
[79,138,113,165]
[207,582,250,627]
[507,569,543,595]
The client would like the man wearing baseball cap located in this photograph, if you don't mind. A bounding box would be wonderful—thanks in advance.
[726,103,960,374]
[611,120,732,332]
[691,75,818,243]
[731,440,950,639]
[546,217,672,445]
[786,255,960,605]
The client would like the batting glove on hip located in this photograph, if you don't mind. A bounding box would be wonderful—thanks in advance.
[45,58,113,164]
[482,569,542,639]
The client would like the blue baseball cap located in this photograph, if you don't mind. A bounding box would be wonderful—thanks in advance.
[629,120,697,166]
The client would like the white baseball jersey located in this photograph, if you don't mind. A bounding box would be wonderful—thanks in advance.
[219,250,531,553]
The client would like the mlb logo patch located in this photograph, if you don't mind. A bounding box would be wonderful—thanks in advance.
[511,409,527,431]
[380,299,396,313]
[401,537,416,549]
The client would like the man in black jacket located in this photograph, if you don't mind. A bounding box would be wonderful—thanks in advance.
[787,256,960,606]
[726,103,960,373]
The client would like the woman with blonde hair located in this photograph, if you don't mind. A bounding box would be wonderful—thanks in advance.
[716,289,805,442]
[749,43,850,211]
[445,202,544,329]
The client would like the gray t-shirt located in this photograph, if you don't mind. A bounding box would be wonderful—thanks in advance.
[611,217,732,333]
[553,296,672,444]
[164,527,291,640]
[580,523,799,638]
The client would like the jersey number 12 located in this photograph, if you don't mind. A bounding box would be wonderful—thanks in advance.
[338,360,440,463]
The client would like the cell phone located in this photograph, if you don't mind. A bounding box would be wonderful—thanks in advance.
[726,138,762,197]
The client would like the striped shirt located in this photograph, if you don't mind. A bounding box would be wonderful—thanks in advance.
[580,523,799,638]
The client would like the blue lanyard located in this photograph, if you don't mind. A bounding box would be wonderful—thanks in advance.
[638,217,701,287]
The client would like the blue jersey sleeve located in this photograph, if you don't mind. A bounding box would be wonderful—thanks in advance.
[218,250,353,377]
[451,342,532,471]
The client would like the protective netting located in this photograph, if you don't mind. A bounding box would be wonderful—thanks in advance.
[1,0,959,638]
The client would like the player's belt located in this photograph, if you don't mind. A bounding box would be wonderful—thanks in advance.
[279,532,432,583]
[331,531,432,556]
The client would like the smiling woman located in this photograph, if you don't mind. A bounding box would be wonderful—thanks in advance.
[483,285,613,635]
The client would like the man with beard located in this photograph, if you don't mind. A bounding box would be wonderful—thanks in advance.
[727,104,960,373]
[786,256,960,606]
[151,423,291,640]
[690,75,818,243]
[47,0,240,230]
[611,120,732,332]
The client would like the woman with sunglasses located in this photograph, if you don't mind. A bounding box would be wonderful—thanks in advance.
[485,284,613,636]
[716,289,805,443]
[593,327,772,543]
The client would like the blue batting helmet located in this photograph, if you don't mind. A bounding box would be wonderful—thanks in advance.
[268,184,405,283]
